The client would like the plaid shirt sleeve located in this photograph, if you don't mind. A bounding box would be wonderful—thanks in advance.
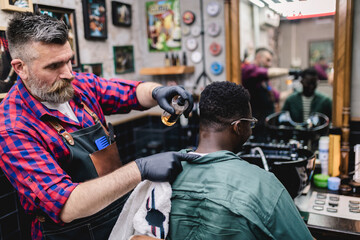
[74,72,146,116]
[0,126,78,224]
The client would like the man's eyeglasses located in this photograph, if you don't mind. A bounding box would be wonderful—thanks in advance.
[231,117,258,129]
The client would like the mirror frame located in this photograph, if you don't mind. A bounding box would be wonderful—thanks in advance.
[225,0,354,175]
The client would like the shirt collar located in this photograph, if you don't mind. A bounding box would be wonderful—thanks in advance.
[182,149,240,164]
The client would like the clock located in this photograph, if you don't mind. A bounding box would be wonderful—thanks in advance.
[186,38,198,51]
[207,2,221,17]
[191,51,202,64]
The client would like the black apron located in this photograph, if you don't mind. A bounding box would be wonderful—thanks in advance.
[39,103,129,240]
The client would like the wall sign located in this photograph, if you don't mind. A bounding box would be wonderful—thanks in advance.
[209,42,222,56]
[191,25,201,37]
[182,10,195,25]
[210,61,223,75]
[206,2,220,17]
[182,26,190,36]
[207,22,221,37]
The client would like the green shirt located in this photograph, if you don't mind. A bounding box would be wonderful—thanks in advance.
[169,150,313,240]
[282,91,332,122]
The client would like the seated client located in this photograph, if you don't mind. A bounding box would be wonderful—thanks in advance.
[168,81,313,239]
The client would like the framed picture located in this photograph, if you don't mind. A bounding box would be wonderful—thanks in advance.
[112,1,131,27]
[82,0,107,40]
[113,46,134,74]
[309,39,333,67]
[146,0,181,52]
[0,26,17,99]
[0,0,33,12]
[81,63,103,77]
[34,5,81,69]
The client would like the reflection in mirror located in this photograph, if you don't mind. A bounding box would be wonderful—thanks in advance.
[239,0,335,148]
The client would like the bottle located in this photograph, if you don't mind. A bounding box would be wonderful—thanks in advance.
[161,95,189,126]
[318,136,330,175]
[171,52,176,66]
[182,52,187,66]
[175,53,180,66]
[164,53,170,67]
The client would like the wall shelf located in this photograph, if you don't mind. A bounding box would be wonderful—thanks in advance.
[140,66,195,75]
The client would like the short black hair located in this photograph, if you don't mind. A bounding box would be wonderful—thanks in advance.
[255,47,273,56]
[199,81,250,130]
[301,67,318,79]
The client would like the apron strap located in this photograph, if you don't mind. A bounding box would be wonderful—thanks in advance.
[46,102,109,145]
[82,103,110,136]
[48,120,75,146]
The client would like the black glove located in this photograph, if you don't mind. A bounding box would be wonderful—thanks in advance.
[152,86,194,117]
[288,69,302,80]
[135,151,199,183]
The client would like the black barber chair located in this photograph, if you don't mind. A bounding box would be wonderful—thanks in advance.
[237,111,329,199]
[238,141,315,199]
[265,111,330,150]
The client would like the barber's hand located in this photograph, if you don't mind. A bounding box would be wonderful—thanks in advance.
[134,151,199,183]
[152,86,194,117]
[288,69,302,80]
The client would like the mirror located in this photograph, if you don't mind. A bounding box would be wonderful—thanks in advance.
[238,0,336,143]
[239,0,336,141]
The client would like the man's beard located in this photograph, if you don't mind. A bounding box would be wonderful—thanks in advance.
[27,71,74,104]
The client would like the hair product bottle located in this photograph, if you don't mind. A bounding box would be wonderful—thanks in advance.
[161,95,189,126]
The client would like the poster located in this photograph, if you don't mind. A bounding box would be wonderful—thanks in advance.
[146,0,181,52]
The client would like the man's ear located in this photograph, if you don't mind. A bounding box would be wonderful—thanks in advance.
[11,59,29,81]
[232,122,241,135]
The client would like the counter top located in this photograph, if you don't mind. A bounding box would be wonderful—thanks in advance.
[295,184,360,239]
[105,106,163,126]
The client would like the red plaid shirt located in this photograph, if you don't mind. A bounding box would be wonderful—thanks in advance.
[0,72,144,239]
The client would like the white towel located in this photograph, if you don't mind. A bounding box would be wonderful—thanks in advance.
[109,180,172,240]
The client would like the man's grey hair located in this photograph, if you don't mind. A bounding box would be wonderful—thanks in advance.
[6,12,69,63]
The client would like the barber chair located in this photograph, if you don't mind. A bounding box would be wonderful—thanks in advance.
[265,111,330,150]
[238,141,315,199]
[237,112,329,198]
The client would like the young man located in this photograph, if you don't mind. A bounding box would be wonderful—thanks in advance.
[169,81,313,239]
[282,67,332,122]
[0,12,196,239]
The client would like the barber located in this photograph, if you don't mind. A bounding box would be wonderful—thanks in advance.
[0,12,195,240]
[242,47,300,140]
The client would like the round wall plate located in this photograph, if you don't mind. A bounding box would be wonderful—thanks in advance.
[186,38,198,51]
[191,25,201,37]
[207,2,221,17]
[182,26,190,36]
[182,11,196,25]
[209,42,222,56]
[210,61,224,75]
[191,51,202,64]
[207,22,221,37]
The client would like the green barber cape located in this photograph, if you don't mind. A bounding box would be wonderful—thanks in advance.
[282,91,332,123]
[168,150,313,240]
